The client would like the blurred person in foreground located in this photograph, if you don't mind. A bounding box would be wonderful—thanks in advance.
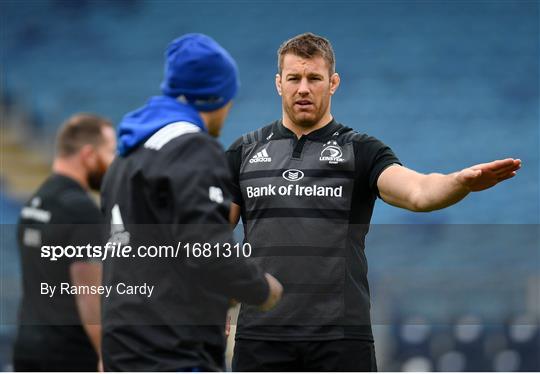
[100,33,282,371]
[226,32,521,371]
[14,114,116,371]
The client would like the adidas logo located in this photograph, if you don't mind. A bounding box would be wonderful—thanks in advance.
[249,148,272,163]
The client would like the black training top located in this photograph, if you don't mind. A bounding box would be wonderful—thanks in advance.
[14,174,104,364]
[226,119,401,341]
[100,122,269,371]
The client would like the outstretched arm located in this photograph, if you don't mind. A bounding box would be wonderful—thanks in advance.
[377,158,521,212]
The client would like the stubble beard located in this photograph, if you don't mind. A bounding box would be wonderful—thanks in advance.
[284,98,329,130]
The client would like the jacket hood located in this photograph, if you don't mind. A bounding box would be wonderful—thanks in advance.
[117,95,206,156]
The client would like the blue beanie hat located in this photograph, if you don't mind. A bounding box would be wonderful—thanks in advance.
[160,33,239,112]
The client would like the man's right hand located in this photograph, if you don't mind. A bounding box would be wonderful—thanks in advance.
[259,273,283,311]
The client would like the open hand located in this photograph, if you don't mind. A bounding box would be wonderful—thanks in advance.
[456,158,521,192]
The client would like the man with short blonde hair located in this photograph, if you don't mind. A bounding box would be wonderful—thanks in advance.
[227,32,520,371]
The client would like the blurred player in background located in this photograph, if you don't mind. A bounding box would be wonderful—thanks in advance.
[14,114,116,371]
[100,33,282,371]
[226,32,521,371]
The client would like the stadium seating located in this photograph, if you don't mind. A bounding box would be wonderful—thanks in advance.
[385,314,540,371]
[1,0,538,370]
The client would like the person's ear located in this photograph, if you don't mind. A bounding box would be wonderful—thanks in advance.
[275,74,282,96]
[80,144,96,167]
[330,73,340,95]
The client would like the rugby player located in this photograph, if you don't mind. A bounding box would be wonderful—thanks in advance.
[226,32,521,371]
[100,34,282,371]
[14,114,116,371]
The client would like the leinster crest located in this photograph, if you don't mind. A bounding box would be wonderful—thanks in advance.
[319,140,344,164]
